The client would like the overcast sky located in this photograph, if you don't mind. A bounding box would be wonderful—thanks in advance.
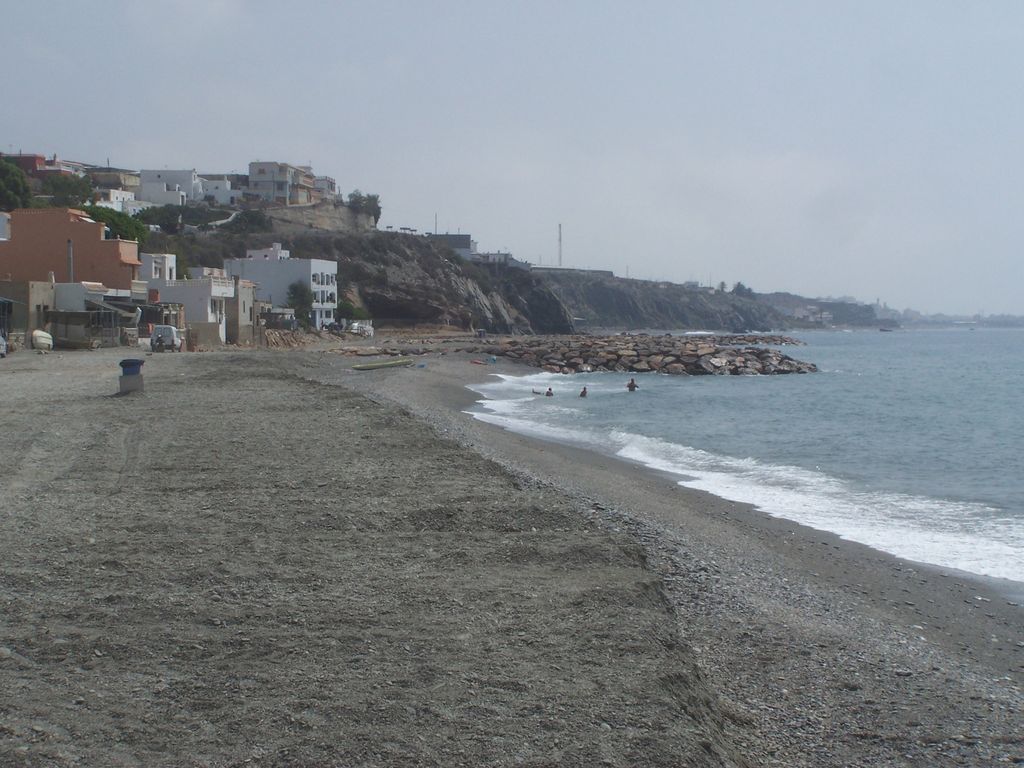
[4,1,1022,314]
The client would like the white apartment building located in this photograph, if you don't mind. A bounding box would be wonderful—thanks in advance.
[138,169,204,205]
[199,176,242,206]
[145,262,235,344]
[223,243,338,328]
[91,188,151,214]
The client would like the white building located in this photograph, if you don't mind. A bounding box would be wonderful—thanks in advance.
[138,169,204,205]
[223,242,338,328]
[140,252,178,282]
[92,189,155,216]
[199,176,242,206]
[144,260,235,344]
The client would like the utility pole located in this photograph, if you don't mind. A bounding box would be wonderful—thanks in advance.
[67,239,74,282]
[434,213,438,235]
[558,223,562,267]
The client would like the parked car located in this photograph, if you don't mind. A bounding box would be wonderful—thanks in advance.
[150,325,184,352]
[0,333,7,358]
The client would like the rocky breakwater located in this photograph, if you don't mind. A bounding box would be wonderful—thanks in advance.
[471,334,818,376]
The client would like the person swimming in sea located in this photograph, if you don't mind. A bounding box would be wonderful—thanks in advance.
[626,378,639,392]
[579,386,588,398]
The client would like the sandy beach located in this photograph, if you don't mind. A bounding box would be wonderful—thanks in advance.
[1,341,1021,766]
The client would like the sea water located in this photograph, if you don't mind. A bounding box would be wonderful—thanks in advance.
[467,328,1024,583]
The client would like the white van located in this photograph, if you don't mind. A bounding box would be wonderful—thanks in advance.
[150,325,184,352]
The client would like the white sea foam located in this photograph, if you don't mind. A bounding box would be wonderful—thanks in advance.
[614,432,1023,582]
[469,408,607,449]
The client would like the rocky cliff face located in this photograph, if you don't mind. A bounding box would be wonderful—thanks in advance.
[150,229,574,334]
[325,234,575,333]
[149,226,788,334]
[536,272,788,332]
[264,202,377,236]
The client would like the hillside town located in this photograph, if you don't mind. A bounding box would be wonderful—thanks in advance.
[0,150,615,351]
[0,152,384,351]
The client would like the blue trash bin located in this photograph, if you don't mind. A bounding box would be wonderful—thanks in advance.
[119,359,145,376]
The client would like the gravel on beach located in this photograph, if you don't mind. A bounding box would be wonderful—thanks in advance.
[1,343,1021,767]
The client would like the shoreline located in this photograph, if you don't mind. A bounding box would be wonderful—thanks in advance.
[308,343,1024,764]
[470,404,1024,607]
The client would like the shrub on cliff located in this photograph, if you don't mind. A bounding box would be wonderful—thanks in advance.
[40,173,94,207]
[345,190,382,223]
[0,159,31,210]
[220,210,272,234]
[82,205,148,244]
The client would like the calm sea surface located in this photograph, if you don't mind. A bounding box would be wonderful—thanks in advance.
[467,328,1024,583]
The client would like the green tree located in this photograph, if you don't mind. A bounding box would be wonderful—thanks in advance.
[286,280,314,328]
[336,299,369,320]
[40,173,94,207]
[82,205,148,244]
[346,189,382,223]
[0,159,31,211]
[363,193,382,223]
[137,204,184,234]
[731,281,755,298]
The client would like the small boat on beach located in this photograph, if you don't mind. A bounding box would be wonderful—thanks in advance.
[352,357,415,371]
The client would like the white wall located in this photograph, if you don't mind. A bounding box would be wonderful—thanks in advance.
[137,182,187,206]
[140,170,203,201]
[148,273,234,342]
[223,255,338,326]
[140,253,177,282]
[199,177,241,205]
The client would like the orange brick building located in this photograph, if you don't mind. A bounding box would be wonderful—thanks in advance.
[0,208,141,289]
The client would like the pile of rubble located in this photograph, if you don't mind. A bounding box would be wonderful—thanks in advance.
[263,330,320,348]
